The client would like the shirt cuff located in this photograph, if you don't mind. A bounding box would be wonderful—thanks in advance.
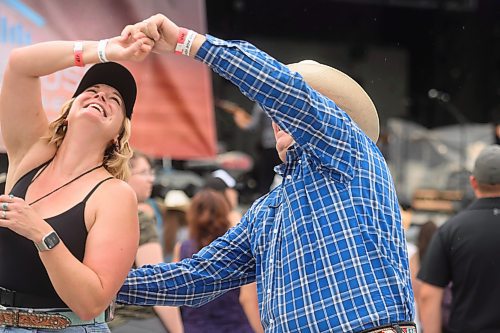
[194,34,241,63]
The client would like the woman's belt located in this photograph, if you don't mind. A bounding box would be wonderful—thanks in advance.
[0,287,107,329]
[0,306,106,329]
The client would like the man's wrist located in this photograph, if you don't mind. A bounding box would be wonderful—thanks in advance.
[174,28,196,56]
[189,33,206,58]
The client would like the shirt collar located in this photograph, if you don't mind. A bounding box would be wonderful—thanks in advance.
[275,144,300,176]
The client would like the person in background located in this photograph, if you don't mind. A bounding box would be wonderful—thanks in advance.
[415,220,452,330]
[217,100,281,198]
[118,14,415,332]
[400,203,420,331]
[0,33,151,331]
[162,189,191,261]
[418,145,500,333]
[204,169,242,225]
[110,151,183,333]
[416,221,438,268]
[172,189,262,333]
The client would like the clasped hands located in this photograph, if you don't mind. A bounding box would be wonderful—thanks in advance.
[114,14,181,62]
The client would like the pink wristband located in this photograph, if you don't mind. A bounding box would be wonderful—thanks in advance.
[73,41,84,67]
[175,28,189,55]
[175,27,196,56]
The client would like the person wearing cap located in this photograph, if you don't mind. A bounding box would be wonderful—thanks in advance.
[204,169,242,225]
[118,14,415,332]
[0,35,152,331]
[161,189,191,263]
[418,144,500,333]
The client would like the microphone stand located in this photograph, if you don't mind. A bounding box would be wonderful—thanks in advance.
[436,97,469,195]
[428,89,469,194]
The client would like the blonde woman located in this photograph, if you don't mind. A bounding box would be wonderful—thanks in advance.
[0,35,151,332]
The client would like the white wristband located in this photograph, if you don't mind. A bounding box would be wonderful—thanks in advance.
[97,39,109,63]
[175,29,197,56]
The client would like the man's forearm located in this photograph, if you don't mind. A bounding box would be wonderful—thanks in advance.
[419,282,444,333]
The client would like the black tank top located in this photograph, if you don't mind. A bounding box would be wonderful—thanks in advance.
[0,160,112,308]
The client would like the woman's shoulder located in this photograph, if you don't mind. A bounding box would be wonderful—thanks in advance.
[91,176,135,201]
[84,176,136,219]
[85,178,138,231]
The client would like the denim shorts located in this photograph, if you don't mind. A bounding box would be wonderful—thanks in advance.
[0,323,110,333]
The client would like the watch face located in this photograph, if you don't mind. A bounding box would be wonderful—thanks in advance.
[44,232,60,249]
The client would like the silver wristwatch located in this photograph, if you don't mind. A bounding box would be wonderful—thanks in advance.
[34,231,61,252]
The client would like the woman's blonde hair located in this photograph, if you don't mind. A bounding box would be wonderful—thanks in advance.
[44,98,133,180]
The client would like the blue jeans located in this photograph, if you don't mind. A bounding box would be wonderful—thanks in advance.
[0,323,110,332]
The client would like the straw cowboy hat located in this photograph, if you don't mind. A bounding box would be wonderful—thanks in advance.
[287,60,380,142]
[164,190,191,212]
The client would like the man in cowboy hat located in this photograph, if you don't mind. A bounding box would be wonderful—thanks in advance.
[118,14,415,332]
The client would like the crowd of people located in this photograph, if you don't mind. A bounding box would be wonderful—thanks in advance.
[0,10,499,333]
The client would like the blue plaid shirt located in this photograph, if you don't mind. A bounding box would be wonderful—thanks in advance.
[118,36,415,332]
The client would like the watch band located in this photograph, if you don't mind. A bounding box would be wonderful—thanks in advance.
[34,231,61,252]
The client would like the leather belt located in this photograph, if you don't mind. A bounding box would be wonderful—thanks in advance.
[359,322,417,333]
[0,308,70,329]
[0,307,106,329]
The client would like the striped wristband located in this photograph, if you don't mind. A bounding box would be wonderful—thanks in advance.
[175,28,197,56]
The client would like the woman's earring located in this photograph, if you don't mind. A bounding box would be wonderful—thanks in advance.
[58,120,68,133]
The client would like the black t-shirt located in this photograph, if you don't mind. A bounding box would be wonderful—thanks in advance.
[418,197,500,333]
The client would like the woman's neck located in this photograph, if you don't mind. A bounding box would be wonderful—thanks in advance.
[52,139,104,176]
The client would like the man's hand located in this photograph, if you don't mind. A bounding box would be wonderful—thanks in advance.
[121,14,179,55]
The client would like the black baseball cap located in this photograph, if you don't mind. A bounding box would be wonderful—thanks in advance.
[472,145,500,185]
[203,176,228,192]
[72,62,136,119]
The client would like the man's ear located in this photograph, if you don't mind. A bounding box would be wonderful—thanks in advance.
[469,175,478,191]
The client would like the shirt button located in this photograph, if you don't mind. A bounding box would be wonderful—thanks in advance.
[286,175,292,180]
[273,228,278,233]
[267,288,271,294]
[269,318,274,324]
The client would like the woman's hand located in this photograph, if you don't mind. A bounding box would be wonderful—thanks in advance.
[121,14,179,55]
[0,194,52,243]
[107,33,154,62]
